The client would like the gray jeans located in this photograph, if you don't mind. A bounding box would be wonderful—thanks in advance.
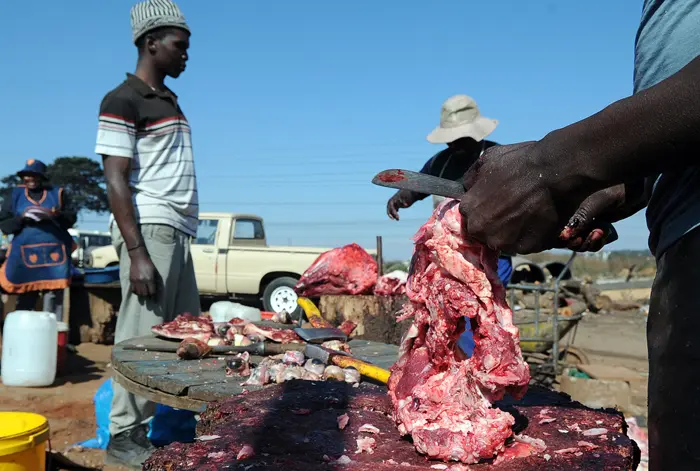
[109,224,200,436]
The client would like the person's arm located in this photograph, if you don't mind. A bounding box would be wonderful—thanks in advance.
[96,93,157,296]
[457,56,700,254]
[386,157,433,220]
[0,196,22,235]
[103,157,143,251]
[390,157,436,206]
[55,190,77,230]
[540,55,700,199]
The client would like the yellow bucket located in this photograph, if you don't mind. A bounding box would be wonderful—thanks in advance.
[0,412,49,471]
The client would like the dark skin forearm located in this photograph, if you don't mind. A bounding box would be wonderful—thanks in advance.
[541,56,700,199]
[102,156,143,250]
[397,189,427,204]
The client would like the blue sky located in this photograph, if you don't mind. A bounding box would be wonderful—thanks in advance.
[1,0,648,260]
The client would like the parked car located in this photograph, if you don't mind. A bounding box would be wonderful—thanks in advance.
[68,229,112,267]
[85,212,376,316]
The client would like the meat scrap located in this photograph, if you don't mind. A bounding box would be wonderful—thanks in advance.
[388,199,530,464]
[176,337,212,360]
[295,243,378,296]
[374,271,408,296]
[339,320,358,337]
[359,424,380,434]
[226,352,251,377]
[152,313,214,342]
[243,323,302,343]
[355,437,377,454]
[337,413,350,430]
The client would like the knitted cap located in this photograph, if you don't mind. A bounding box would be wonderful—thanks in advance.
[130,0,190,44]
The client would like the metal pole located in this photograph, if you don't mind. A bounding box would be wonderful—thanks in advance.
[534,290,540,336]
[376,236,384,276]
[552,251,577,375]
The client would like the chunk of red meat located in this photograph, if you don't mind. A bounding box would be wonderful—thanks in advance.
[295,243,377,296]
[243,323,303,343]
[152,313,214,342]
[338,320,357,337]
[388,199,530,464]
[374,276,407,296]
[176,337,212,360]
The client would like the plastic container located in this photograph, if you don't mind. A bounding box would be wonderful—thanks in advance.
[1,311,57,387]
[56,322,69,377]
[0,412,49,471]
[83,266,120,284]
[209,301,261,323]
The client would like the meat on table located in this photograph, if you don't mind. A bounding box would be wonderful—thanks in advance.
[143,381,640,471]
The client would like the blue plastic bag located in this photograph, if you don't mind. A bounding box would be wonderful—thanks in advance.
[78,378,196,448]
[78,378,113,449]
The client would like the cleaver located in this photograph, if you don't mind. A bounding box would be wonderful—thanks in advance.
[372,169,618,244]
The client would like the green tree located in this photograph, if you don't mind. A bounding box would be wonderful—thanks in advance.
[0,157,109,213]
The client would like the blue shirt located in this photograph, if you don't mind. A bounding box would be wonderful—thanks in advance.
[457,255,513,357]
[634,0,700,257]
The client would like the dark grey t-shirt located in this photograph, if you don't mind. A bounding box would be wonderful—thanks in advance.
[634,0,700,257]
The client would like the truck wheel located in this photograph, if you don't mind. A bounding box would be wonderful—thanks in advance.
[263,277,303,320]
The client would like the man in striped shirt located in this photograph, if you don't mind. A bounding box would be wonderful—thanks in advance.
[94,1,200,467]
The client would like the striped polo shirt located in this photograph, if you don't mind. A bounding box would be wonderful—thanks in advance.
[95,73,199,236]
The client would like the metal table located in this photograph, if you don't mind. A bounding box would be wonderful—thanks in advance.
[111,336,399,413]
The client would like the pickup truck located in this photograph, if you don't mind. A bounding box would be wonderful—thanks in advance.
[86,212,376,316]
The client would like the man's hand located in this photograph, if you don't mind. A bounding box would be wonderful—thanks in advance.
[559,183,646,252]
[22,206,55,222]
[459,142,572,254]
[387,191,415,221]
[128,246,158,296]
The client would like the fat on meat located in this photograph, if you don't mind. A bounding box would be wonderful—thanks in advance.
[374,272,407,296]
[151,313,214,342]
[388,199,530,464]
[294,243,378,296]
[243,323,303,343]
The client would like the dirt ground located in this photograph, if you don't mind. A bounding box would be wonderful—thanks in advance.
[0,344,129,470]
[0,306,649,470]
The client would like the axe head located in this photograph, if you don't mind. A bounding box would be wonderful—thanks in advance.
[294,327,347,344]
[304,344,348,364]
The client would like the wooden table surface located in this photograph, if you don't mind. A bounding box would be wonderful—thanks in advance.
[112,335,399,413]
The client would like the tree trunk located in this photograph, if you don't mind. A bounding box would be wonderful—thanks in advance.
[319,295,410,345]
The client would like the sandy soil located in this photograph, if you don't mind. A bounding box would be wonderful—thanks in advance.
[0,344,129,470]
[0,308,649,470]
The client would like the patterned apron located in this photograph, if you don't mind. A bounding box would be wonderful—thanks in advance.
[0,186,73,293]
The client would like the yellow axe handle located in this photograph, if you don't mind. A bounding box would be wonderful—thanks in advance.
[298,297,333,329]
[332,355,391,384]
[298,297,390,383]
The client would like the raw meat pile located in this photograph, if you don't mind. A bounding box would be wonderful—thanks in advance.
[374,271,408,296]
[144,381,640,470]
[295,243,378,296]
[151,313,214,342]
[152,314,303,347]
[236,347,362,387]
[294,244,408,297]
[388,199,530,464]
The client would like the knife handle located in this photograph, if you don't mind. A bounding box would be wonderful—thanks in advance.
[603,223,618,244]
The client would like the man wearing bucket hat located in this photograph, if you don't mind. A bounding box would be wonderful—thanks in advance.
[386,95,514,285]
[385,96,512,359]
[0,159,76,318]
[94,0,199,467]
[387,95,499,216]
